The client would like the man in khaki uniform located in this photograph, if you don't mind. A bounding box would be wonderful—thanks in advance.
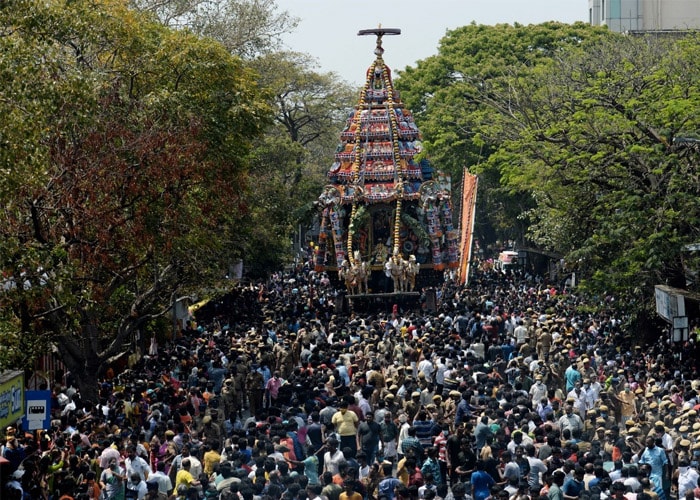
[221,379,237,420]
[234,358,248,407]
[404,392,421,422]
[384,393,401,417]
[443,390,460,424]
[536,327,552,362]
[245,369,265,418]
[625,426,645,455]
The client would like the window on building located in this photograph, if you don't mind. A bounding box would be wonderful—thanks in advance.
[601,0,605,22]
[610,0,621,19]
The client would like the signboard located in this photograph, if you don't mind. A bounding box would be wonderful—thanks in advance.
[655,285,686,323]
[673,316,689,343]
[0,370,24,430]
[22,390,51,431]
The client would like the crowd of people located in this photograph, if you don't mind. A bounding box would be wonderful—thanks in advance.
[3,264,700,500]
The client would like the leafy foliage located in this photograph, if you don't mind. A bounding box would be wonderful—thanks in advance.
[0,0,269,397]
[130,0,354,275]
[240,51,357,274]
[487,34,700,302]
[130,0,299,59]
[401,213,431,249]
[396,22,610,247]
[398,23,700,318]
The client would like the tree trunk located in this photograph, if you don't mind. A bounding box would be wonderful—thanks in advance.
[54,324,109,404]
[71,358,102,404]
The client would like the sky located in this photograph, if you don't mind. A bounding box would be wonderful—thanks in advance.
[275,0,590,86]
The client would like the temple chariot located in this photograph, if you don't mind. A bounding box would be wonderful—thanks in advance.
[313,28,461,296]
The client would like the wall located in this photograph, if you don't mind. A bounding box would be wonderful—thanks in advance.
[589,0,700,31]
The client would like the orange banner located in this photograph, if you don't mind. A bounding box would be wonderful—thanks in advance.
[458,169,478,285]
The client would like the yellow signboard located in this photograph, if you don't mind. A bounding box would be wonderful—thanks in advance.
[0,370,24,430]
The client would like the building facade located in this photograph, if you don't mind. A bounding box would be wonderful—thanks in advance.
[589,0,700,32]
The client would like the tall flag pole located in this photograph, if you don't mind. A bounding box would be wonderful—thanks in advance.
[458,168,478,285]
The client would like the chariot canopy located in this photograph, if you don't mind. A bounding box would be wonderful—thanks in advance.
[314,28,459,292]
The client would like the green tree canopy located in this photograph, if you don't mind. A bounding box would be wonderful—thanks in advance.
[240,51,357,276]
[130,0,355,275]
[130,0,299,59]
[0,0,269,398]
[397,22,700,324]
[481,34,700,304]
[396,22,610,245]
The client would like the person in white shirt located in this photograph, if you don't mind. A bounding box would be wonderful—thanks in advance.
[678,460,700,498]
[148,462,173,497]
[125,472,148,500]
[584,378,602,407]
[678,459,700,498]
[529,374,547,405]
[322,438,346,475]
[418,358,434,383]
[526,444,547,491]
[125,445,152,482]
[397,413,411,459]
[357,391,372,417]
[170,445,201,483]
[566,383,589,418]
[514,320,528,347]
[434,358,447,392]
[558,405,584,435]
[61,395,77,416]
[506,430,533,454]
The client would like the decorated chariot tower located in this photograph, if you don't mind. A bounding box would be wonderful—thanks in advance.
[314,28,459,294]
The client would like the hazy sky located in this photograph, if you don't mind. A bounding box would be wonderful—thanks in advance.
[275,0,590,86]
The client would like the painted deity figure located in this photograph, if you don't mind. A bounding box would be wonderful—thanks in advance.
[351,251,369,294]
[388,251,406,292]
[405,254,420,292]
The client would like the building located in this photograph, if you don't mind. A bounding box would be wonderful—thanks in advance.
[588,0,700,32]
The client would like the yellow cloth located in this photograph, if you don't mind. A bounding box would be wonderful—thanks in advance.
[175,469,195,491]
[203,450,222,475]
[332,409,359,436]
[340,491,363,500]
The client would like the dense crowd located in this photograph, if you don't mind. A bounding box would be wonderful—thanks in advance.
[3,264,700,500]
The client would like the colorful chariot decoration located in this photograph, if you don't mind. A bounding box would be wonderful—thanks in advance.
[314,28,459,293]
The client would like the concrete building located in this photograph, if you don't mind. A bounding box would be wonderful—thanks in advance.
[588,0,700,32]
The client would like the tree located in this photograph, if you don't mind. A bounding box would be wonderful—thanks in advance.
[395,22,610,248]
[476,33,700,318]
[240,52,357,275]
[130,0,299,59]
[130,0,355,275]
[0,0,269,399]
